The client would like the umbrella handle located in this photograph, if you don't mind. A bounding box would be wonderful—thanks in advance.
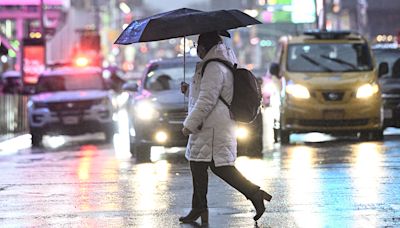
[183,36,187,112]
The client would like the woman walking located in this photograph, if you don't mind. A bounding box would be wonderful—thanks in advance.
[180,31,272,224]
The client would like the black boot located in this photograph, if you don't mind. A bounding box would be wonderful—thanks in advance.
[179,208,209,224]
[250,190,272,221]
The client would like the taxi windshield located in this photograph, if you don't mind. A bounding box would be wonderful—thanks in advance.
[36,73,105,93]
[287,43,373,72]
[144,63,196,91]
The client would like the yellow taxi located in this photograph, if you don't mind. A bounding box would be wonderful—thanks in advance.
[269,30,388,144]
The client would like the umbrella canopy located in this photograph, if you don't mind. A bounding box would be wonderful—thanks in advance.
[114,8,262,44]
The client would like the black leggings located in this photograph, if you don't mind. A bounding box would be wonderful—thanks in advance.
[190,160,260,209]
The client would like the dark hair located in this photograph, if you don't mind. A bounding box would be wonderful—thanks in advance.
[198,31,222,53]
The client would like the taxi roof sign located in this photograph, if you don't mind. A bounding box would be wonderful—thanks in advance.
[303,30,352,39]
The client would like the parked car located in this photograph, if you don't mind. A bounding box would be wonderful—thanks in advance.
[27,66,116,147]
[269,30,387,144]
[123,56,264,161]
[1,70,23,94]
[372,46,400,128]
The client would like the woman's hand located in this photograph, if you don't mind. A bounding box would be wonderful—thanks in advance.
[181,127,192,136]
[180,82,189,94]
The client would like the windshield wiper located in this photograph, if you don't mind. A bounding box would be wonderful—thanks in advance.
[320,54,357,70]
[300,54,334,72]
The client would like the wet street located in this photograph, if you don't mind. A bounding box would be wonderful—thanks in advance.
[1,109,400,228]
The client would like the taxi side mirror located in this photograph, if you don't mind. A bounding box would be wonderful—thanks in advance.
[269,62,280,78]
[122,81,139,92]
[378,62,389,77]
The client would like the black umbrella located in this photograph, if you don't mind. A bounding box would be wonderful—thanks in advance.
[114,8,261,44]
[114,8,262,108]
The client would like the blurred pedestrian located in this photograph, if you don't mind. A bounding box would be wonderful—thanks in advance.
[180,31,272,224]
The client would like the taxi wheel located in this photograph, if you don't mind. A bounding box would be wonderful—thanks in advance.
[371,130,384,141]
[359,130,384,141]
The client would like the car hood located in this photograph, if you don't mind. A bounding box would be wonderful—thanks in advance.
[139,90,186,111]
[286,72,377,90]
[31,90,109,103]
[379,77,400,94]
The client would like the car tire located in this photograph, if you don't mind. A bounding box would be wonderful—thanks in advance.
[237,135,263,157]
[373,129,384,140]
[104,129,114,143]
[248,135,263,157]
[131,143,151,162]
[280,129,290,145]
[359,130,384,141]
[30,129,43,147]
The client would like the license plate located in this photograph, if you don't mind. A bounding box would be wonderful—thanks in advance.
[63,116,79,125]
[384,109,392,118]
[323,110,344,119]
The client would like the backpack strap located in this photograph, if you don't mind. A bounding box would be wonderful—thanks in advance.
[201,58,236,109]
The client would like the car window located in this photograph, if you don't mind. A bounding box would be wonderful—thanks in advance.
[144,63,196,91]
[36,73,105,93]
[287,43,373,72]
[373,49,400,77]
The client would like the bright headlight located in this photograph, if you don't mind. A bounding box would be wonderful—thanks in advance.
[356,83,379,99]
[286,84,310,99]
[155,131,168,143]
[135,101,158,120]
[236,126,249,140]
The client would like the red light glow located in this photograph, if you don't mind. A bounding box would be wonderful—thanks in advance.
[75,56,89,67]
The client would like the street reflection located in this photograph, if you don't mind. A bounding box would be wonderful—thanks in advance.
[236,156,280,187]
[113,108,131,159]
[77,145,96,181]
[286,145,322,227]
[350,142,384,227]
[76,145,97,213]
[130,161,171,227]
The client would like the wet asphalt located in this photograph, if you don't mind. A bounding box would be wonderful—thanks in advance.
[0,109,400,228]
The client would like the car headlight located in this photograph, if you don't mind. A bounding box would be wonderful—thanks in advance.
[356,83,379,99]
[135,101,159,120]
[235,126,249,140]
[28,101,48,109]
[286,84,310,99]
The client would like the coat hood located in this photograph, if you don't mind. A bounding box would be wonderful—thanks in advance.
[202,42,238,65]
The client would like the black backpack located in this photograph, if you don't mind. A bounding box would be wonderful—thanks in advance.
[201,58,262,123]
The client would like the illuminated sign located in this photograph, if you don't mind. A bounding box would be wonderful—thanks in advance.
[263,0,316,24]
[0,0,68,6]
[22,38,45,84]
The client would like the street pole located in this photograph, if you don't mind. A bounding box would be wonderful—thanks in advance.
[314,0,319,29]
[94,0,100,33]
[40,0,47,67]
[322,0,327,30]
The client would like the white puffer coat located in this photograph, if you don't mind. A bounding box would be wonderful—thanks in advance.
[183,42,237,167]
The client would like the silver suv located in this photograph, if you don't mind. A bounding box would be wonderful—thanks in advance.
[28,67,116,147]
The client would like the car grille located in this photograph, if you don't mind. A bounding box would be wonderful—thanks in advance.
[163,111,187,123]
[48,100,95,111]
[322,91,345,101]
